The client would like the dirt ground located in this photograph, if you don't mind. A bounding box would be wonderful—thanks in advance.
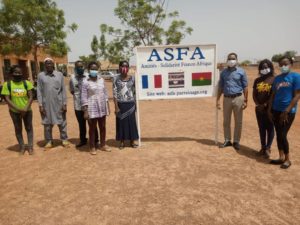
[0,67,300,225]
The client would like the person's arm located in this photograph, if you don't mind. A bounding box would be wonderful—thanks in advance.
[112,78,120,114]
[61,74,67,112]
[81,81,89,120]
[69,76,74,95]
[267,91,275,121]
[37,74,46,116]
[216,73,224,109]
[24,90,33,111]
[242,87,248,110]
[241,70,248,109]
[252,80,259,105]
[103,80,110,115]
[1,82,21,112]
[280,89,300,124]
[4,95,21,112]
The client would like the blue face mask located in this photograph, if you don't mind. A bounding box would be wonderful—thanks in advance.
[280,65,290,74]
[76,67,84,76]
[89,70,98,77]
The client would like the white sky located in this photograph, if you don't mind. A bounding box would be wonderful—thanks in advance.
[56,0,300,64]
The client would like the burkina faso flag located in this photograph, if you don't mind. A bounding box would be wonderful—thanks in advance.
[192,72,212,86]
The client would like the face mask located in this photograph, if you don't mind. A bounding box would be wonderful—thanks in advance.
[260,68,271,76]
[280,65,290,74]
[12,75,22,82]
[89,70,98,78]
[227,60,237,68]
[76,67,84,76]
[120,67,129,74]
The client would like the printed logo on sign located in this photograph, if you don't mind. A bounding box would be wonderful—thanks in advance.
[168,72,184,88]
[147,47,205,62]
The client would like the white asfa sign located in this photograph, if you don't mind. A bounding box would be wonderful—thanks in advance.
[136,44,217,100]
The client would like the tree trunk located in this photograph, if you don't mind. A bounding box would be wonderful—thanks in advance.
[33,45,40,81]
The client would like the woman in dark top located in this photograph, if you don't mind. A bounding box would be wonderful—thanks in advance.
[113,60,139,149]
[268,56,300,169]
[252,59,275,158]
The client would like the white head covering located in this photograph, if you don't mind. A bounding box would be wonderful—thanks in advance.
[44,57,54,63]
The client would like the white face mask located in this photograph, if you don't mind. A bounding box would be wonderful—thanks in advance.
[227,59,237,68]
[260,68,271,76]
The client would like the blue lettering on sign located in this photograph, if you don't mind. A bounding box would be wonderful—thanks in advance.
[164,48,174,61]
[147,49,162,61]
[147,47,205,62]
[176,47,189,60]
[190,47,205,60]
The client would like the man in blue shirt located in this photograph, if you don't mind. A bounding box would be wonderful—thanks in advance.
[216,53,248,150]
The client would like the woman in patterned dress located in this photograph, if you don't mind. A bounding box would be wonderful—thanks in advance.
[81,62,110,155]
[113,60,139,149]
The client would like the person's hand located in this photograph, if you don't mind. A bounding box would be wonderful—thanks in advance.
[115,107,120,115]
[280,111,289,125]
[62,104,67,112]
[39,106,46,117]
[256,104,265,112]
[216,100,221,110]
[19,109,27,117]
[242,101,247,110]
[83,110,89,120]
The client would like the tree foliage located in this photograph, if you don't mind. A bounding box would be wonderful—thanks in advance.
[272,50,297,63]
[240,60,251,66]
[88,0,193,64]
[0,0,77,74]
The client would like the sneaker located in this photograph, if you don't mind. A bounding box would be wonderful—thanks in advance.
[62,140,70,148]
[219,141,232,148]
[233,142,240,151]
[76,141,87,148]
[44,141,53,149]
[90,148,97,155]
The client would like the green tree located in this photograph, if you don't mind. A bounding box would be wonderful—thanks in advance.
[90,0,193,64]
[0,0,77,77]
[240,60,251,66]
[272,50,297,63]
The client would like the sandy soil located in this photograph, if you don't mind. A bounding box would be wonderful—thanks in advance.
[0,67,300,225]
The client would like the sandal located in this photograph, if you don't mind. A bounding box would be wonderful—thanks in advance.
[270,159,284,165]
[280,161,291,169]
[119,142,125,150]
[131,143,138,148]
[100,146,111,152]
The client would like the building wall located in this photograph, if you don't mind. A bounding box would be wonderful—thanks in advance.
[0,48,68,83]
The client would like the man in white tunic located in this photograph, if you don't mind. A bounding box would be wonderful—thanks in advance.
[37,58,70,148]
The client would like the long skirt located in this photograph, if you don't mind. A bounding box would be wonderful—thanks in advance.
[116,102,139,141]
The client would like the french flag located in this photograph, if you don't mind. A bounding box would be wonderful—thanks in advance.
[142,74,162,89]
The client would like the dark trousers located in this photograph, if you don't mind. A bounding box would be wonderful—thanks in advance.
[75,110,99,144]
[75,110,87,143]
[255,107,274,150]
[88,116,106,149]
[272,110,295,154]
[9,110,33,149]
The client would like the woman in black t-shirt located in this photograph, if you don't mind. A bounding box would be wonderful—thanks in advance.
[252,59,275,158]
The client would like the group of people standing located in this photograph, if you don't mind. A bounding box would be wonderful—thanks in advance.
[1,54,300,169]
[1,58,139,156]
[217,53,300,169]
